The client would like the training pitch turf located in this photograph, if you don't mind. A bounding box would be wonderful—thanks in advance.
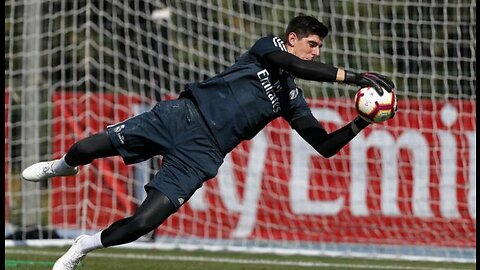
[5,246,475,270]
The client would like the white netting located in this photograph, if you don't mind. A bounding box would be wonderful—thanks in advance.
[5,0,475,262]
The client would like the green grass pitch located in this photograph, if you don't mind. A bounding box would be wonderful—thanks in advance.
[5,246,475,270]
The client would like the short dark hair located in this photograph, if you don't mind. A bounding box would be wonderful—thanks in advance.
[283,15,329,42]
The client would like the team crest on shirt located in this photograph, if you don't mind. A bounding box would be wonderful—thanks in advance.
[289,88,299,100]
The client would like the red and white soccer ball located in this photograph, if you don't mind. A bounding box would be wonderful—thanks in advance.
[354,86,398,123]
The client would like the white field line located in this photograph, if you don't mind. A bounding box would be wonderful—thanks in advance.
[5,249,469,270]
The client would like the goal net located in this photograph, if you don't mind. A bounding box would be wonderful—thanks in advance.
[5,0,476,262]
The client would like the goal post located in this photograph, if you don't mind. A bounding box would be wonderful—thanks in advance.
[5,0,476,262]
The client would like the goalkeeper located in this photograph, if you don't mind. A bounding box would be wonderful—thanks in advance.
[22,15,395,270]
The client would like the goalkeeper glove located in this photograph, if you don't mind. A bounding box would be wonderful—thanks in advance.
[345,71,395,96]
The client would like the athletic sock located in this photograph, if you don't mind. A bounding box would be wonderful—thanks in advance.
[78,231,104,254]
[53,155,76,173]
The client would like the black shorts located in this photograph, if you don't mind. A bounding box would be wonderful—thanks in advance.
[106,98,224,209]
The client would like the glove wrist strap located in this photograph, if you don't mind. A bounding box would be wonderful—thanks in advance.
[351,116,370,135]
[344,70,359,84]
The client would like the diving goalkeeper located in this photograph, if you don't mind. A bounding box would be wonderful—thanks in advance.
[22,15,395,270]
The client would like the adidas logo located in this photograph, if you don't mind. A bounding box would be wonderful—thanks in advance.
[114,124,125,133]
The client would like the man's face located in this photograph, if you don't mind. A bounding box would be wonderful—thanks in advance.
[286,32,323,60]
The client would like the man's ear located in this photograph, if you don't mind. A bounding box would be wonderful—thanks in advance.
[287,32,298,47]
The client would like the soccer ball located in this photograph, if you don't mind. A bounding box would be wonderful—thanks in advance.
[354,86,397,123]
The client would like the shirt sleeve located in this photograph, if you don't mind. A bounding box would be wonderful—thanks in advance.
[249,36,288,58]
[251,37,338,83]
[264,51,338,82]
[291,113,361,158]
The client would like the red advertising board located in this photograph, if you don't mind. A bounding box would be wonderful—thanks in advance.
[51,92,476,247]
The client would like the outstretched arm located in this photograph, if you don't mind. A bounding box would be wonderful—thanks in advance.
[264,50,395,95]
[265,50,339,81]
[290,114,370,158]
